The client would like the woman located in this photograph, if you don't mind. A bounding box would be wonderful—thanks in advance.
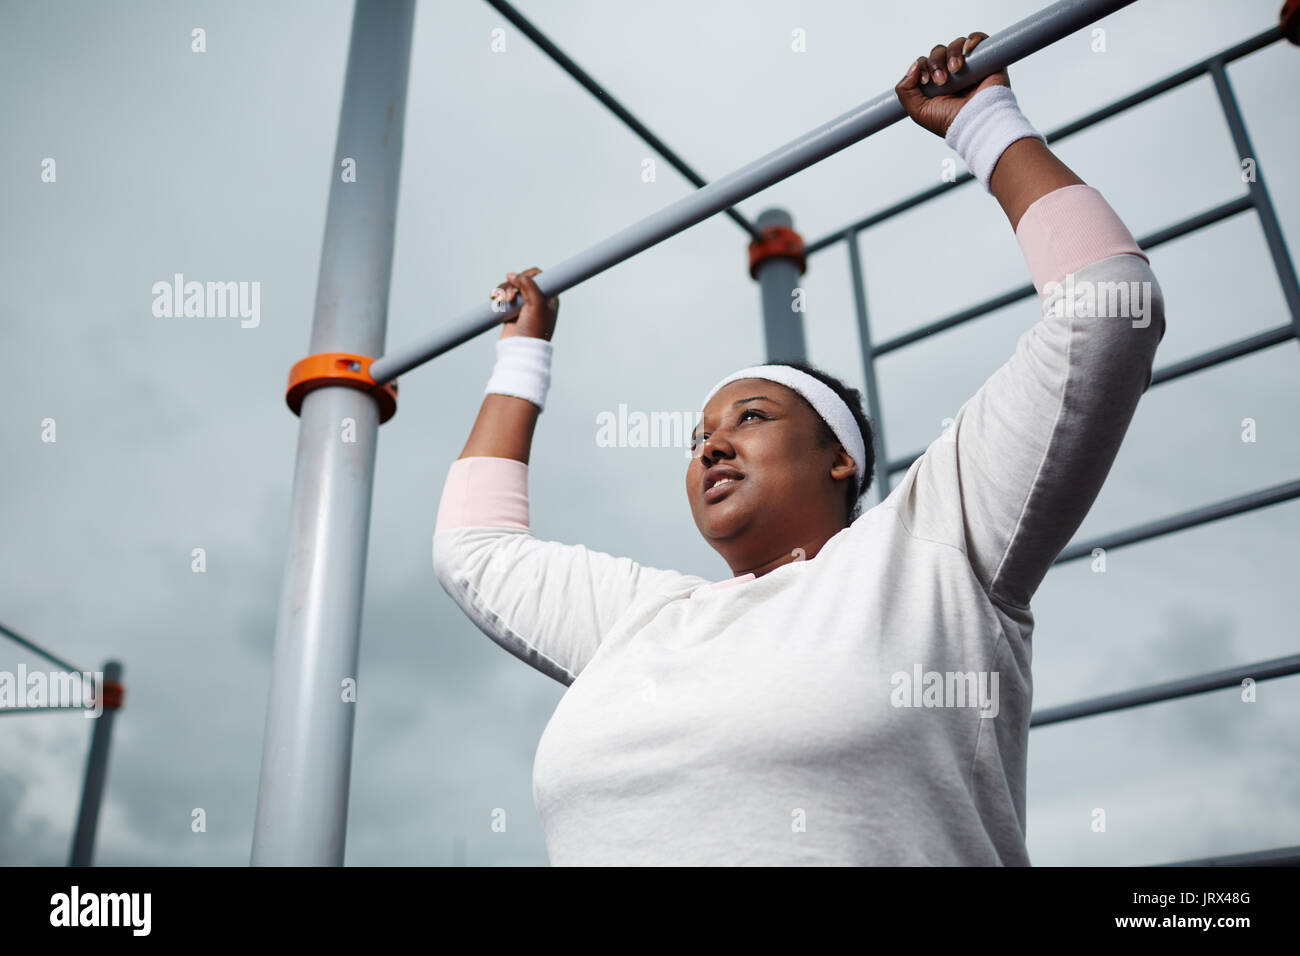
[433,33,1166,865]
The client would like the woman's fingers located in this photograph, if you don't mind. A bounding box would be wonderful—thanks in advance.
[963,31,989,56]
[958,32,1008,90]
[520,268,559,314]
[514,270,540,303]
[491,271,522,305]
[491,267,557,315]
[517,267,542,296]
[517,268,558,308]
[928,44,950,84]
[917,32,995,95]
[897,31,1000,137]
[955,33,991,82]
[946,37,965,75]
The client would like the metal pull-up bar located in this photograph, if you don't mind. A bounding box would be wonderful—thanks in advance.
[254,0,1139,865]
[366,0,1137,386]
[0,621,124,865]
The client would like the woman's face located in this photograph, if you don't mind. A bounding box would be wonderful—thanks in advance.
[686,378,856,564]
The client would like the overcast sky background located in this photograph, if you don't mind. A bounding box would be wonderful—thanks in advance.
[2,0,1298,867]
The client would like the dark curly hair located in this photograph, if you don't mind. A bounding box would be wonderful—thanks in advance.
[765,360,875,525]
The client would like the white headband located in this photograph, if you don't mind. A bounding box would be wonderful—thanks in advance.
[699,365,867,494]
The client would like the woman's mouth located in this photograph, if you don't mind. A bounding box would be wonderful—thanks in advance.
[704,476,742,503]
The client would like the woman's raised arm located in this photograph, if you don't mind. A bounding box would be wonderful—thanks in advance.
[434,268,709,684]
[888,33,1167,612]
[896,32,1088,229]
[456,268,557,462]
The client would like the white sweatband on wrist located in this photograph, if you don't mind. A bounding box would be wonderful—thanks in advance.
[944,85,1046,192]
[485,335,553,411]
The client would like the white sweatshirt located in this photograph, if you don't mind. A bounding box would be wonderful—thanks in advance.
[433,185,1166,865]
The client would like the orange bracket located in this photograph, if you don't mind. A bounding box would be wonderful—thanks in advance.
[285,353,399,424]
[748,225,807,280]
[100,680,125,711]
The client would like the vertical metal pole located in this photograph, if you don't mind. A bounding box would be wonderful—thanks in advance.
[755,209,808,363]
[1208,57,1300,332]
[251,0,415,866]
[847,229,891,505]
[69,660,121,866]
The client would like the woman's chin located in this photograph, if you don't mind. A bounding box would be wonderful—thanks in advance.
[699,503,753,540]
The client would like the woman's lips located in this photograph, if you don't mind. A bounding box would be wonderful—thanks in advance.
[704,476,742,503]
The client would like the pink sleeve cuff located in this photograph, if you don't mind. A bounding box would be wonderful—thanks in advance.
[435,456,530,532]
[1015,184,1148,295]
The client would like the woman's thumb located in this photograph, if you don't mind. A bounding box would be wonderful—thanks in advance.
[523,270,550,299]
[895,61,926,112]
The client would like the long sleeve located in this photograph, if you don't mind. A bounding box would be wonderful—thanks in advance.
[880,184,1167,611]
[432,456,706,685]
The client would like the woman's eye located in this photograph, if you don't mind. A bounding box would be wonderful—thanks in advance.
[691,410,764,450]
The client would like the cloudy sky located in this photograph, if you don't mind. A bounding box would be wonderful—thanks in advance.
[2,0,1297,867]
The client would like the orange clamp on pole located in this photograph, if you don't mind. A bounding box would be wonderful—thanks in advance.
[285,353,399,424]
[748,224,807,280]
[99,680,125,711]
[1283,0,1300,44]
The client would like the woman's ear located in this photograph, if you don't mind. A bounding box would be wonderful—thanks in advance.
[830,448,857,485]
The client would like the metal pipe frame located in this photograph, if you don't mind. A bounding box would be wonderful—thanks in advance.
[0,623,121,866]
[0,619,86,676]
[803,26,1285,253]
[368,0,1140,385]
[69,659,122,866]
[754,208,808,363]
[481,0,763,242]
[833,29,1300,608]
[1158,844,1300,867]
[251,0,415,865]
[847,233,894,505]
[1031,652,1300,727]
[248,0,1297,866]
[461,3,1298,865]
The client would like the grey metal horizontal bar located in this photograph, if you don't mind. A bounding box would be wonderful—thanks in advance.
[369,0,1138,384]
[873,194,1253,357]
[875,281,1035,357]
[1044,26,1282,142]
[1054,478,1300,563]
[805,26,1283,254]
[1156,844,1300,867]
[0,704,94,717]
[1136,192,1253,250]
[885,449,924,476]
[0,620,86,676]
[1151,323,1296,387]
[810,173,978,257]
[1030,652,1300,727]
[481,0,762,242]
[885,318,1296,475]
